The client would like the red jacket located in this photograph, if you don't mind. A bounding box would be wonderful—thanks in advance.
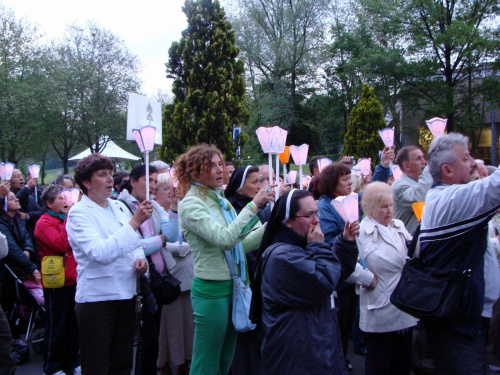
[34,213,77,286]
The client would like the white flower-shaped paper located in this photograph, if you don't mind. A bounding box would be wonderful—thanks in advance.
[289,144,309,165]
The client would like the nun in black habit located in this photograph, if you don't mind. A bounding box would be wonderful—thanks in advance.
[251,189,358,375]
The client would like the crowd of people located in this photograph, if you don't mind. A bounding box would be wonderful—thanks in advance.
[0,132,499,375]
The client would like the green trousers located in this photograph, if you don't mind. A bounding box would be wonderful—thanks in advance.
[190,293,238,375]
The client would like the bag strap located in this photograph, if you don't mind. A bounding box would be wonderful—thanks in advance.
[408,224,421,258]
[224,251,238,279]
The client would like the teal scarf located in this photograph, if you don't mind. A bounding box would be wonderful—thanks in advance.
[47,210,66,221]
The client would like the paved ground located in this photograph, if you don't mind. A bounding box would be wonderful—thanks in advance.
[14,338,367,375]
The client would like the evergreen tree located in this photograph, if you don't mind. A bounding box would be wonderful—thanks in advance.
[343,83,385,167]
[161,0,249,162]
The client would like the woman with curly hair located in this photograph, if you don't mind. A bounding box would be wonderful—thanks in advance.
[175,144,273,375]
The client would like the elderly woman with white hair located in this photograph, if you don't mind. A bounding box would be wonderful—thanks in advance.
[357,181,418,375]
[155,172,195,375]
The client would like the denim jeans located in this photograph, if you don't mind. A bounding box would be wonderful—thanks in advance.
[426,322,487,375]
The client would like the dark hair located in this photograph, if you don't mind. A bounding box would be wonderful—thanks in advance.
[120,164,157,194]
[308,156,323,176]
[74,154,114,195]
[225,161,235,167]
[318,163,351,196]
[113,171,130,192]
[54,174,75,186]
[395,145,420,170]
[40,184,63,210]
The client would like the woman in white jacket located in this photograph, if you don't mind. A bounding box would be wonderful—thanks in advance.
[67,154,151,375]
[357,182,418,375]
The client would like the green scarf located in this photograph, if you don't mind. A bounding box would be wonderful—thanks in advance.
[47,210,66,221]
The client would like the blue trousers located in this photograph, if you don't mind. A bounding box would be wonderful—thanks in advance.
[426,322,487,375]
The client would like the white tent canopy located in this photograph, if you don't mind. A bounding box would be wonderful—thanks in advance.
[69,136,141,161]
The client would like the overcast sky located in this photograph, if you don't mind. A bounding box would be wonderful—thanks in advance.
[2,0,188,98]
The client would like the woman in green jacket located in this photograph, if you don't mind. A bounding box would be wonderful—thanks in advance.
[175,144,274,375]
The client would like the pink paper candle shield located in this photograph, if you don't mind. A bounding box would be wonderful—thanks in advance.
[4,163,14,181]
[392,165,403,180]
[168,168,179,189]
[61,188,81,206]
[425,117,447,138]
[332,194,359,223]
[289,144,309,166]
[256,126,288,154]
[0,164,5,181]
[358,158,371,176]
[317,158,332,174]
[28,165,41,179]
[286,170,297,184]
[378,128,394,148]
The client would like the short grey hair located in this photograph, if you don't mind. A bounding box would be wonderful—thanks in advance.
[156,172,172,187]
[150,160,169,171]
[427,133,469,182]
[40,184,64,210]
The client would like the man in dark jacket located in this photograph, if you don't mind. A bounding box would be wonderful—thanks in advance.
[420,133,500,375]
[10,169,44,244]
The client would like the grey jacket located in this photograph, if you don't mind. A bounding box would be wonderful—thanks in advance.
[391,166,433,235]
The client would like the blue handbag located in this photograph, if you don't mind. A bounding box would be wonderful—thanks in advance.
[224,251,256,332]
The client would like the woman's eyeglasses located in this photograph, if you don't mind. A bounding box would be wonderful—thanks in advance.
[295,211,320,219]
[154,187,171,192]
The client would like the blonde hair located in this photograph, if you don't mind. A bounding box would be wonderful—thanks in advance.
[350,173,362,193]
[361,182,393,218]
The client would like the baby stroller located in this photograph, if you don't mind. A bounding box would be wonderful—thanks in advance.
[2,262,45,364]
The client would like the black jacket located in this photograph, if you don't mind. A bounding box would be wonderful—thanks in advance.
[256,234,357,375]
[0,215,37,276]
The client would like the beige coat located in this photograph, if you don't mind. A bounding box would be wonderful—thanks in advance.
[356,217,418,333]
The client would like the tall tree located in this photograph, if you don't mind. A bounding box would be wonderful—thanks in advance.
[228,0,329,132]
[0,7,46,163]
[56,22,141,160]
[162,0,249,162]
[343,83,386,166]
[359,0,500,133]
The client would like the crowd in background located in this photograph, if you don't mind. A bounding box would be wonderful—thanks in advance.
[0,133,499,375]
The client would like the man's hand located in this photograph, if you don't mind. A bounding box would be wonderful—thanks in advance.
[0,182,10,199]
[381,146,395,168]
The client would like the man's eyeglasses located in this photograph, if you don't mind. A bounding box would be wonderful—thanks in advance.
[154,187,171,192]
[295,211,320,219]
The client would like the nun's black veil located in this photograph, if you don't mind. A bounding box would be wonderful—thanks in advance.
[250,189,312,324]
[255,189,312,262]
[225,165,259,199]
[225,166,247,199]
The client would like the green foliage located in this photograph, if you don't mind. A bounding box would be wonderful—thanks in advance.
[0,8,46,163]
[161,0,249,162]
[358,0,500,134]
[343,84,385,167]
